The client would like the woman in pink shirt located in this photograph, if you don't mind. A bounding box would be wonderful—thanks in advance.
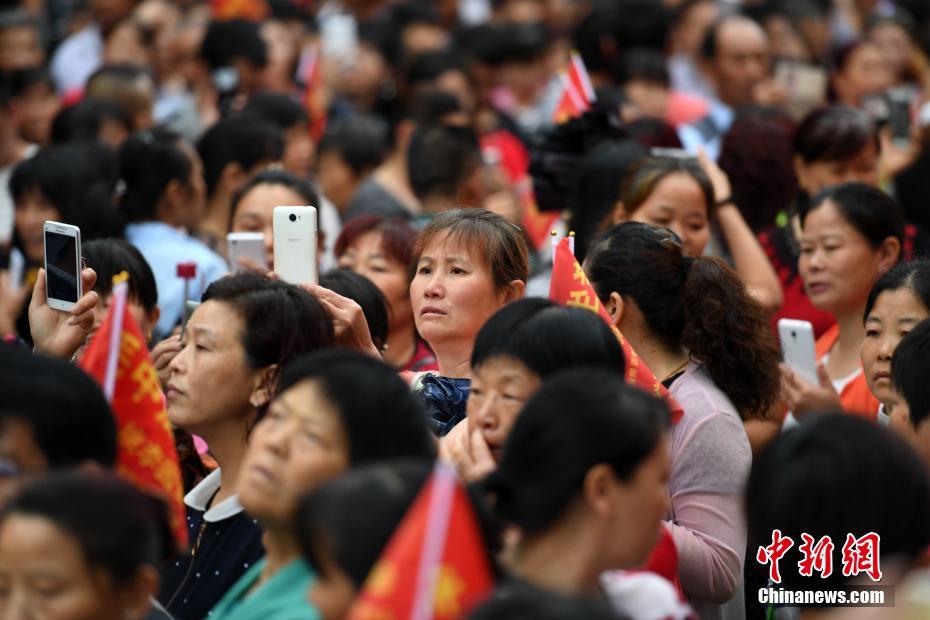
[586,222,782,619]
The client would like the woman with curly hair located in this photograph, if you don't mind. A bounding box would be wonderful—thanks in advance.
[585,222,782,620]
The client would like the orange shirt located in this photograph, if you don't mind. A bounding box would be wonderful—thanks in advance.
[815,324,879,421]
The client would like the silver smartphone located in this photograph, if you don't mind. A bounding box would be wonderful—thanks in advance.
[227,232,267,272]
[43,220,82,312]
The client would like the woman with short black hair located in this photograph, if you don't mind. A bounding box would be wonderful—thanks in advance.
[159,272,334,619]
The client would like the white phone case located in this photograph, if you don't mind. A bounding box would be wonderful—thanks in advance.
[778,319,818,385]
[273,206,318,286]
[43,220,82,312]
[227,232,267,272]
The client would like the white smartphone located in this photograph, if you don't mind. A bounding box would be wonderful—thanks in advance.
[43,220,82,312]
[778,319,818,385]
[273,206,318,286]
[227,232,267,272]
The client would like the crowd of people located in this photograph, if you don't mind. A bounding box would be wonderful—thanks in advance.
[4,0,930,618]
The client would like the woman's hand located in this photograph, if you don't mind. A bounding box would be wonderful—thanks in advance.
[152,332,183,390]
[29,267,99,359]
[696,148,732,204]
[781,363,843,418]
[303,283,381,359]
[880,125,921,180]
[439,421,496,483]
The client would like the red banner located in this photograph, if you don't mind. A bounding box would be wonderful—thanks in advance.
[80,282,188,548]
[548,238,683,423]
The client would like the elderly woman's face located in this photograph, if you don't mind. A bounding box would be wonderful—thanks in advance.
[410,234,505,352]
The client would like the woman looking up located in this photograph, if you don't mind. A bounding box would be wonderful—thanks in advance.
[159,272,333,619]
[409,208,527,436]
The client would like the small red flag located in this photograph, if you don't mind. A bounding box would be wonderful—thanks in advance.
[79,277,188,548]
[346,465,494,620]
[548,237,683,423]
[552,51,595,124]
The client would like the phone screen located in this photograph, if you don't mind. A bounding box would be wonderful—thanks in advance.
[45,231,78,302]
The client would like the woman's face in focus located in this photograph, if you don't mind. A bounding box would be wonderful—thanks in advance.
[410,234,513,353]
[14,188,61,263]
[165,300,260,436]
[795,141,880,195]
[861,288,928,407]
[0,515,145,620]
[603,433,671,569]
[798,200,897,315]
[231,183,308,271]
[467,356,541,461]
[338,231,412,332]
[238,379,350,524]
[618,173,710,258]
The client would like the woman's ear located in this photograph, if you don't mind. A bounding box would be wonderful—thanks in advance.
[604,292,625,328]
[877,236,902,275]
[502,279,526,304]
[793,155,811,193]
[250,364,280,409]
[611,201,628,226]
[582,463,616,519]
[145,308,161,342]
[159,179,186,223]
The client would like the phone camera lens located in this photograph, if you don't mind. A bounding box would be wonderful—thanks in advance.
[289,213,297,222]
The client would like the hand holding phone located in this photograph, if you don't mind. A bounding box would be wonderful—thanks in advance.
[44,221,82,312]
[273,206,318,286]
[29,264,99,359]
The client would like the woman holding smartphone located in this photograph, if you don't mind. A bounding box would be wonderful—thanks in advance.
[229,169,320,274]
[783,183,903,420]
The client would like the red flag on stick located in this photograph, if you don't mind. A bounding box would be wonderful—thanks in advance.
[346,464,494,620]
[552,51,595,124]
[548,237,683,423]
[80,274,188,548]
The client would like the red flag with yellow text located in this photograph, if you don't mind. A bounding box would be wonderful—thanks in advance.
[548,237,683,423]
[79,279,188,548]
[346,465,494,620]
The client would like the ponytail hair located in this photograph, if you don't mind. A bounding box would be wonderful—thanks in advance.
[586,222,782,417]
[484,368,669,534]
